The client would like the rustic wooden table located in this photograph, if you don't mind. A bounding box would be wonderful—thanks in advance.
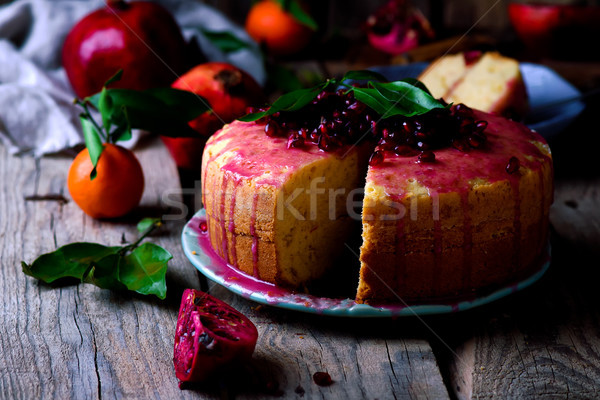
[1,64,599,399]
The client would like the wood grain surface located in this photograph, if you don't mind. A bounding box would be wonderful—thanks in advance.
[436,98,600,399]
[0,137,448,399]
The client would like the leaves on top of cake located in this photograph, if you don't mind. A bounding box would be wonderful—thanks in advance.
[239,70,446,122]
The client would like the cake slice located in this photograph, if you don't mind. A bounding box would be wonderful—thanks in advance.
[418,52,529,119]
[201,121,370,288]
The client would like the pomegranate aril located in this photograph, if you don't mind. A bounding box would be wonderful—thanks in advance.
[369,150,384,166]
[475,120,488,133]
[264,121,279,137]
[313,372,333,386]
[287,135,304,149]
[418,150,435,163]
[506,156,520,174]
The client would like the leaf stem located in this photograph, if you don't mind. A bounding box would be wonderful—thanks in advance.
[122,219,163,254]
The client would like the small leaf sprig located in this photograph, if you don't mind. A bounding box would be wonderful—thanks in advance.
[239,70,447,123]
[76,70,210,179]
[22,218,171,299]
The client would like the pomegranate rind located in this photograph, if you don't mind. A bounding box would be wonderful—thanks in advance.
[173,289,258,384]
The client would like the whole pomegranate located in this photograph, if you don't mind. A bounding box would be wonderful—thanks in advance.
[173,289,258,386]
[365,0,434,55]
[161,62,265,171]
[62,0,188,98]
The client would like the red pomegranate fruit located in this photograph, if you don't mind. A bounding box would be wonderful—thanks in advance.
[173,289,259,386]
[160,62,265,171]
[62,0,188,98]
[366,0,434,55]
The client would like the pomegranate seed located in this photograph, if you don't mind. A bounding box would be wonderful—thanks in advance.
[369,150,384,166]
[467,135,482,148]
[394,145,415,156]
[287,135,304,149]
[199,221,208,232]
[452,139,468,152]
[418,151,435,163]
[506,156,520,174]
[475,120,488,133]
[264,121,279,137]
[313,372,333,386]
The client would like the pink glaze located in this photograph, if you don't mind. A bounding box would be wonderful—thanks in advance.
[369,110,550,280]
[187,214,551,315]
[203,120,362,277]
[205,121,352,188]
[367,110,549,195]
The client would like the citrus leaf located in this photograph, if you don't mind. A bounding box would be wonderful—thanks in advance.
[343,70,388,83]
[22,220,171,299]
[137,217,162,233]
[104,69,124,87]
[201,29,249,53]
[283,0,318,30]
[239,84,325,121]
[21,243,121,283]
[369,81,445,116]
[85,87,209,138]
[120,242,171,299]
[99,87,113,135]
[346,87,393,116]
[80,115,104,180]
[82,254,126,291]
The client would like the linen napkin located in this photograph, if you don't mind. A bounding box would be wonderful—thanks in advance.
[0,0,265,157]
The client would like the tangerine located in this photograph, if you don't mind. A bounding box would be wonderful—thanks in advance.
[245,0,313,56]
[67,144,144,219]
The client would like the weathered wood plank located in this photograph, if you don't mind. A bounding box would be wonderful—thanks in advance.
[441,164,600,397]
[0,139,449,399]
[438,80,600,397]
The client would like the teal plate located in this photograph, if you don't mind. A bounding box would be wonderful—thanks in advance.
[183,209,551,318]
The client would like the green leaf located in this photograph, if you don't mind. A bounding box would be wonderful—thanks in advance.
[82,253,126,291]
[343,70,388,83]
[280,0,318,30]
[104,69,124,87]
[137,217,161,233]
[22,223,171,299]
[86,87,210,139]
[120,243,170,299]
[22,243,121,283]
[369,80,445,116]
[399,77,434,96]
[80,116,104,180]
[239,84,326,121]
[346,87,394,116]
[99,87,113,135]
[201,29,249,53]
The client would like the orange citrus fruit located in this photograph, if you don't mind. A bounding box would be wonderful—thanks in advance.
[67,143,144,219]
[245,0,313,56]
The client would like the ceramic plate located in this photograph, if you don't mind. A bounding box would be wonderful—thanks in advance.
[368,62,585,138]
[182,209,551,318]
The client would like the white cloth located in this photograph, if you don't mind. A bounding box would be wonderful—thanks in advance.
[0,0,265,157]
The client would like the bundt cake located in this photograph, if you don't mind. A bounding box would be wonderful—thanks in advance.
[200,77,552,304]
[418,51,529,120]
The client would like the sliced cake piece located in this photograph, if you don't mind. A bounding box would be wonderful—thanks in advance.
[419,52,529,119]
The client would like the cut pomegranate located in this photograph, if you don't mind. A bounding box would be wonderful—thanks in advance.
[173,289,258,386]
